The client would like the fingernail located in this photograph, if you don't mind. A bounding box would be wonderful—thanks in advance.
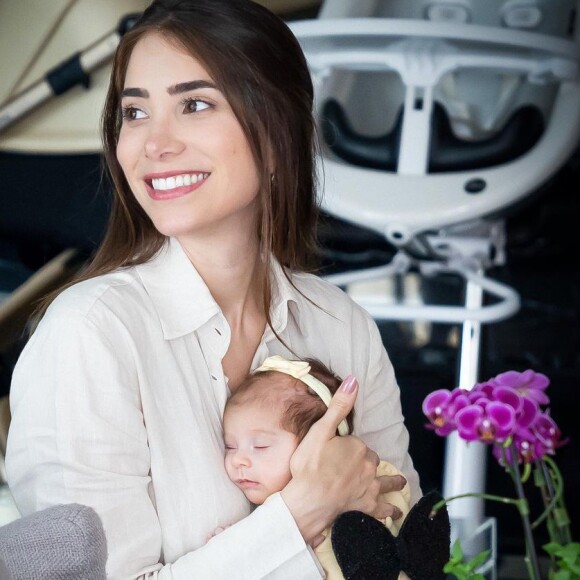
[397,476,407,488]
[339,375,357,394]
[392,507,403,520]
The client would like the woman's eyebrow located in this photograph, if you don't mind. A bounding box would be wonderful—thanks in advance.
[121,87,148,98]
[168,80,218,95]
[121,80,218,99]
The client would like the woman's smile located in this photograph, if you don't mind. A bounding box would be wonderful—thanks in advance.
[144,171,211,200]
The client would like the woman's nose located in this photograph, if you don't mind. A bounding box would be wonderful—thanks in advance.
[144,126,185,160]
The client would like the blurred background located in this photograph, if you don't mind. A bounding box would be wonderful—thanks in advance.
[0,1,578,577]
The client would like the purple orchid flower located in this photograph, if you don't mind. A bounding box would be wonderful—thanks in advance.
[489,369,550,406]
[455,401,516,443]
[491,386,540,437]
[422,388,470,436]
[470,381,495,402]
[493,436,548,464]
[532,411,568,453]
[423,368,568,470]
[466,383,494,409]
[492,408,565,464]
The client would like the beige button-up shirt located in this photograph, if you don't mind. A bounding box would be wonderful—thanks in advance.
[7,237,419,579]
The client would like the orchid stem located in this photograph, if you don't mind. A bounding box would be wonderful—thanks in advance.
[533,457,572,545]
[507,443,542,580]
[430,492,523,518]
[532,460,562,532]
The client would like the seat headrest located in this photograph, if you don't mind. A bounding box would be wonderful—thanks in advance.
[322,99,545,173]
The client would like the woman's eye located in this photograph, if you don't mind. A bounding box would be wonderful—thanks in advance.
[181,98,211,114]
[254,446,269,450]
[121,106,147,121]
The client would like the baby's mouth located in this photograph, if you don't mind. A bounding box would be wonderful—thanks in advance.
[236,478,260,487]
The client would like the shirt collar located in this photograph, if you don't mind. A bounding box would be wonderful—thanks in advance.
[269,258,303,335]
[135,237,220,340]
[134,237,304,340]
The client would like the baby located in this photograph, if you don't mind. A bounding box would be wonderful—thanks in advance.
[221,355,411,579]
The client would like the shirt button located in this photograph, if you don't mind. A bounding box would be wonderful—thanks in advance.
[211,374,218,380]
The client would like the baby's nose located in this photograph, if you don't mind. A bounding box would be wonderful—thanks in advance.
[232,449,251,468]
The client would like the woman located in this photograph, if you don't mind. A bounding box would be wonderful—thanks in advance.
[6,0,420,578]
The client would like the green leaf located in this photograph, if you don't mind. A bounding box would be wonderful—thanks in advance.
[467,550,492,570]
[561,543,580,565]
[452,539,464,560]
[444,561,468,575]
[568,562,580,575]
[544,542,564,556]
[521,462,532,483]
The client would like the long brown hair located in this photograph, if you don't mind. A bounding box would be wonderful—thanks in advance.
[36,0,319,323]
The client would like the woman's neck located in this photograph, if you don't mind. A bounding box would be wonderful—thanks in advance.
[177,229,268,389]
[177,231,266,325]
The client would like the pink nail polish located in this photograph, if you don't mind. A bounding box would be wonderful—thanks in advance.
[340,375,357,394]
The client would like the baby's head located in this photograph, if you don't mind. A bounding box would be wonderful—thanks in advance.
[223,357,354,504]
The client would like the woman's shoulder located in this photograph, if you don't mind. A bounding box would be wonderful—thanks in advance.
[45,268,143,321]
[289,269,371,322]
[290,270,347,301]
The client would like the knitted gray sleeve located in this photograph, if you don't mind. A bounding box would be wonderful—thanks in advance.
[0,503,107,580]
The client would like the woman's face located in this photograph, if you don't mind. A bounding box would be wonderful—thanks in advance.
[117,33,261,243]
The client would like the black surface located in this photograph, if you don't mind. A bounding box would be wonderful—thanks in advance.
[380,154,580,557]
[0,152,110,257]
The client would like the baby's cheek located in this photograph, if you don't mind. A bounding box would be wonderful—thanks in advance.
[245,488,269,505]
[224,458,235,480]
[272,468,293,492]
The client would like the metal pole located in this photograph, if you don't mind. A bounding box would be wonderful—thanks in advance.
[442,272,488,557]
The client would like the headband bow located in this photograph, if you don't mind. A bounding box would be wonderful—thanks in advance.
[255,355,350,436]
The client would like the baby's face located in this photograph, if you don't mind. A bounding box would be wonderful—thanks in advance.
[223,402,299,505]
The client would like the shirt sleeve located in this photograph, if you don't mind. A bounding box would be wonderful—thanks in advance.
[155,494,325,580]
[352,308,422,503]
[6,304,323,580]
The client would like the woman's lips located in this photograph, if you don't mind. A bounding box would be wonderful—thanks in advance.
[144,172,210,200]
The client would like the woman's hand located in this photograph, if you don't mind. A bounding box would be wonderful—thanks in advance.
[280,376,406,544]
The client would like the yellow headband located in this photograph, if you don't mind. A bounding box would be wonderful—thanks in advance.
[255,355,350,436]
